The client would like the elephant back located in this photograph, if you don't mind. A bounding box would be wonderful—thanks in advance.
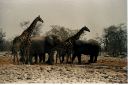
[30,36,45,55]
[45,35,61,47]
[87,39,99,46]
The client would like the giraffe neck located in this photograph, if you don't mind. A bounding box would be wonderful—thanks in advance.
[20,18,38,40]
[28,18,38,31]
[72,28,84,40]
[65,28,84,42]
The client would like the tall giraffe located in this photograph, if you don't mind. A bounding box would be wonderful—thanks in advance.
[48,26,90,64]
[62,26,90,63]
[12,15,44,64]
[63,26,90,49]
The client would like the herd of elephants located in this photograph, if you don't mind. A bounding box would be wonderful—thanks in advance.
[12,15,101,65]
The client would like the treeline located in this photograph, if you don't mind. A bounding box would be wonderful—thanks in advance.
[102,24,127,57]
[0,23,127,57]
[46,25,78,41]
[0,28,11,51]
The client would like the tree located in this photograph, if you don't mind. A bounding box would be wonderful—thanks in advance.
[46,25,79,41]
[20,21,42,36]
[0,28,6,51]
[103,24,127,57]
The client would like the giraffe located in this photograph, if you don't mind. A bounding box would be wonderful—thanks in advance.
[48,26,90,64]
[63,26,90,52]
[12,15,44,64]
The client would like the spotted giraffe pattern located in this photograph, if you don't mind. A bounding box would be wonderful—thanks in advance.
[12,15,44,64]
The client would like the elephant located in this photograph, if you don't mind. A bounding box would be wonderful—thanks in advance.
[26,35,61,64]
[72,39,100,64]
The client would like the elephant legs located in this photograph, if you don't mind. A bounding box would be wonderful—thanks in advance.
[60,52,65,64]
[88,55,93,63]
[29,55,33,65]
[94,55,98,63]
[71,52,81,64]
[39,53,45,63]
[42,54,45,63]
[66,54,71,63]
[56,52,59,63]
[72,53,98,64]
[28,53,45,64]
[59,55,65,64]
[48,52,54,65]
[39,56,42,63]
[88,55,98,63]
[88,55,94,63]
[34,55,38,64]
[72,53,76,64]
[55,50,72,64]
[60,51,66,64]
[61,55,65,63]
[71,55,81,64]
[46,52,54,65]
[77,55,81,64]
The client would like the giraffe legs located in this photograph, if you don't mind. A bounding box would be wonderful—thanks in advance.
[24,46,30,64]
[16,54,19,65]
[25,52,29,64]
[13,53,15,64]
[13,53,19,65]
[19,39,31,64]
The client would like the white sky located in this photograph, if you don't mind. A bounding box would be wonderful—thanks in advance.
[0,0,127,40]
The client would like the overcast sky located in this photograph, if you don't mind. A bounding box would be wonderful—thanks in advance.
[0,0,127,40]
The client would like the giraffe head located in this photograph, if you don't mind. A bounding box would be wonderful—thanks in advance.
[36,15,44,23]
[82,26,90,32]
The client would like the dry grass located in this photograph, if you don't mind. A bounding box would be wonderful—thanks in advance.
[0,54,127,83]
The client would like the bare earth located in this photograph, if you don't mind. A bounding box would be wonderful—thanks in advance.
[0,54,127,84]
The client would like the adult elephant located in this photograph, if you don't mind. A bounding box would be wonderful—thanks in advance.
[72,39,100,64]
[27,35,61,64]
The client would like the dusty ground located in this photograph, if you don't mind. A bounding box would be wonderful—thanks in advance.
[0,53,127,84]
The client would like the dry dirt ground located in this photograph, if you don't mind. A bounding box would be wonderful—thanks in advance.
[0,53,127,84]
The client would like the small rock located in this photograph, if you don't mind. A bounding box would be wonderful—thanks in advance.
[40,67,44,71]
[103,75,109,79]
[17,76,23,80]
[122,66,127,71]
